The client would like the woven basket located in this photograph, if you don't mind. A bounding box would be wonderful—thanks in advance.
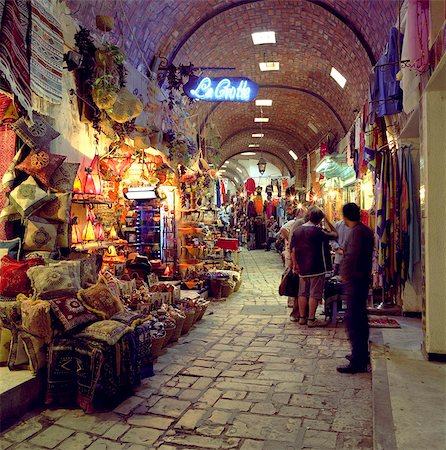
[151,334,166,358]
[181,309,196,335]
[196,302,209,321]
[193,307,202,323]
[234,278,242,292]
[210,278,224,299]
[163,326,176,347]
[170,316,185,342]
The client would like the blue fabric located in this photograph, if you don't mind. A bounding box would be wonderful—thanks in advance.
[216,180,221,208]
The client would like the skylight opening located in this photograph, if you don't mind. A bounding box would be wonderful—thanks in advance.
[255,99,273,107]
[254,117,269,123]
[289,150,298,161]
[330,67,347,88]
[251,31,276,45]
[259,62,280,72]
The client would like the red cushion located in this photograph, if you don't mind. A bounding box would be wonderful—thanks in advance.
[0,255,44,296]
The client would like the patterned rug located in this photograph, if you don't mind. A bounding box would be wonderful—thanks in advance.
[368,316,401,328]
[0,0,32,119]
[30,0,63,104]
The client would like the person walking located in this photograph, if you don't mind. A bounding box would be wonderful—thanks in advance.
[337,203,374,374]
[290,206,338,326]
[332,218,351,275]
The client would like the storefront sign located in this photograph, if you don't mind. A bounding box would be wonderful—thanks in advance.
[184,77,258,102]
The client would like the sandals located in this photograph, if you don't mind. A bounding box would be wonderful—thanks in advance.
[298,317,307,325]
[307,318,329,327]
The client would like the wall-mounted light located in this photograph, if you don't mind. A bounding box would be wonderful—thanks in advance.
[330,67,347,88]
[259,62,280,71]
[254,117,269,123]
[251,31,276,45]
[255,99,273,106]
[252,133,264,138]
[257,157,267,175]
[289,150,298,161]
[241,152,256,156]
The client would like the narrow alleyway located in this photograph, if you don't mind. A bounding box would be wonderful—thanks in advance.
[1,250,373,450]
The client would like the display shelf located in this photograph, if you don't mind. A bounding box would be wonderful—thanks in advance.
[72,198,113,207]
[72,241,115,250]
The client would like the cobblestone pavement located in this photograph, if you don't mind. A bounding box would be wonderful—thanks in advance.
[1,250,373,449]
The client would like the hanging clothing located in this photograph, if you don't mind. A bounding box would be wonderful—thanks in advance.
[254,195,263,216]
[244,178,256,195]
[215,180,221,208]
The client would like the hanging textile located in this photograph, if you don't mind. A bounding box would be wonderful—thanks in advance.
[215,180,221,208]
[244,178,256,195]
[30,0,63,105]
[0,0,32,120]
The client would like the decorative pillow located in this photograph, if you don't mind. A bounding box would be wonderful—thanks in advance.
[0,237,22,259]
[49,162,80,193]
[27,261,81,299]
[0,327,12,365]
[9,176,55,218]
[67,253,98,287]
[74,320,130,345]
[35,193,71,223]
[1,145,26,192]
[11,113,60,149]
[20,331,47,373]
[16,150,66,188]
[23,217,58,252]
[101,270,120,298]
[0,255,44,296]
[18,295,52,344]
[57,223,70,249]
[49,296,97,332]
[24,251,58,261]
[0,201,21,223]
[111,310,144,327]
[0,299,22,329]
[77,277,124,319]
[7,329,29,370]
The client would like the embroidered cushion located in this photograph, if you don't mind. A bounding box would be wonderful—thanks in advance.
[57,223,70,249]
[49,162,80,193]
[0,327,12,365]
[11,113,60,149]
[0,201,21,223]
[110,310,144,327]
[1,146,26,192]
[0,237,22,259]
[8,329,46,373]
[9,176,55,218]
[27,261,81,299]
[23,217,59,252]
[67,253,98,287]
[77,277,124,319]
[0,299,22,329]
[0,255,44,296]
[34,193,71,223]
[24,251,58,262]
[18,294,52,343]
[74,320,130,345]
[16,150,66,188]
[48,296,97,332]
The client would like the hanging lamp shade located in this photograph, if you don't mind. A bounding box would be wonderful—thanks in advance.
[71,217,81,244]
[82,220,95,241]
[108,225,118,240]
[84,168,96,194]
[73,173,82,193]
[94,222,105,241]
[257,157,267,175]
[107,245,117,257]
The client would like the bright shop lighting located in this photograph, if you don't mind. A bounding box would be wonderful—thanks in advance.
[241,152,256,156]
[252,133,264,138]
[255,99,273,106]
[330,67,347,88]
[289,150,298,161]
[254,117,269,123]
[259,62,280,71]
[251,31,276,45]
[297,202,303,209]
[236,167,243,173]
[248,144,260,148]
[234,176,239,182]
[219,169,226,173]
[308,121,319,133]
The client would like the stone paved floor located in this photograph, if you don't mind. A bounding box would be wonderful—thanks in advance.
[1,250,373,449]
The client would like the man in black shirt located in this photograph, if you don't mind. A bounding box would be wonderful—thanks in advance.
[337,203,374,374]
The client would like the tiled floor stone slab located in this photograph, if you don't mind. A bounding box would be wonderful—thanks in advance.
[0,250,373,449]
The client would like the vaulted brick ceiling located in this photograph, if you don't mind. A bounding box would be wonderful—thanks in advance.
[69,0,398,174]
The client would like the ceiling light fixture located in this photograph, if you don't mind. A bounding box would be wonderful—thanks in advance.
[330,67,347,88]
[248,144,260,148]
[308,122,319,133]
[251,31,276,45]
[219,169,226,173]
[289,150,298,161]
[257,157,267,175]
[254,117,269,123]
[233,176,239,183]
[241,152,256,156]
[255,99,273,107]
[259,62,280,72]
[236,167,243,173]
[252,133,264,138]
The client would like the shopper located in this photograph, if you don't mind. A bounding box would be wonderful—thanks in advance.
[337,203,374,374]
[265,217,279,251]
[290,206,337,326]
[332,219,351,275]
[280,208,307,315]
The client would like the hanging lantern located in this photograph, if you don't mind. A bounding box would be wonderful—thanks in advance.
[73,173,82,193]
[84,167,96,194]
[108,225,118,240]
[107,245,117,257]
[257,157,267,175]
[71,217,82,244]
[82,220,96,241]
[94,221,105,240]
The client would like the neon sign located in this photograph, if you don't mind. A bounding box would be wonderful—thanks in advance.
[184,77,259,102]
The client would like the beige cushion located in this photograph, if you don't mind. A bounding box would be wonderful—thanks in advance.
[35,193,71,223]
[23,218,59,252]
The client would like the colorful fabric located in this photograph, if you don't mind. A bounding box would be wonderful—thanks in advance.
[34,192,71,223]
[74,320,130,346]
[49,296,98,332]
[18,295,52,343]
[0,237,21,259]
[16,149,66,188]
[23,217,59,252]
[1,143,23,193]
[0,200,21,223]
[0,255,44,296]
[0,0,32,120]
[49,162,80,193]
[67,253,99,288]
[30,0,63,104]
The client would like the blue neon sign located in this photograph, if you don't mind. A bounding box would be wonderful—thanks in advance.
[184,77,259,102]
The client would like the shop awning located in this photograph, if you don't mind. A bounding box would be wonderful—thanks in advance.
[315,153,355,181]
